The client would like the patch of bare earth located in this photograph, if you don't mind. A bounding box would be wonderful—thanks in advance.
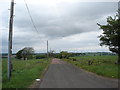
[51,58,66,64]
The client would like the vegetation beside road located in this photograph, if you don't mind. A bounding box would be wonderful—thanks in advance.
[0,60,2,89]
[63,55,119,79]
[2,58,51,88]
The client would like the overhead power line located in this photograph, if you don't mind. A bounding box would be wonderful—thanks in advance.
[23,0,41,38]
[23,0,48,46]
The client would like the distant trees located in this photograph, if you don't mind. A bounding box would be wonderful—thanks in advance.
[36,54,46,59]
[97,11,120,64]
[60,51,71,59]
[49,50,55,57]
[16,47,34,60]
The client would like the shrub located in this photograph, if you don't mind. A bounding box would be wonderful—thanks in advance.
[36,54,46,59]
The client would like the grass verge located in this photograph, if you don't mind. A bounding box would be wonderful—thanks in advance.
[0,59,2,90]
[2,58,51,88]
[63,55,119,79]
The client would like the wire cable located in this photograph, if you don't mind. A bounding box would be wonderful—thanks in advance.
[23,0,42,38]
[23,0,47,45]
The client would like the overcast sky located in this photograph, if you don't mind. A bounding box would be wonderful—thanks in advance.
[1,0,119,53]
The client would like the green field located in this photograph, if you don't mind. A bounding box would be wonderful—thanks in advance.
[2,58,51,88]
[0,59,2,89]
[63,55,120,78]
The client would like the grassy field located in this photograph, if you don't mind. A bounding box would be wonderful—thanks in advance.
[63,55,120,79]
[0,59,2,89]
[2,58,51,88]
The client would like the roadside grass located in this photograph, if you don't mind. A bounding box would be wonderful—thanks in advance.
[2,58,51,88]
[63,55,119,79]
[0,59,2,89]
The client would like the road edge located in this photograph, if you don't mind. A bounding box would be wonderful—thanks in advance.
[28,60,51,88]
[62,59,118,82]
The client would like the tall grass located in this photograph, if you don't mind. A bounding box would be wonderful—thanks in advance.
[2,58,51,88]
[63,55,119,78]
[0,59,2,89]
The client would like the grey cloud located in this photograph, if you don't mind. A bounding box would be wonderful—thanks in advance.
[2,2,117,53]
[13,2,117,39]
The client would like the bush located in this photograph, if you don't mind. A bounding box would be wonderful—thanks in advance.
[16,50,23,59]
[36,54,46,59]
[16,47,34,60]
[53,53,62,58]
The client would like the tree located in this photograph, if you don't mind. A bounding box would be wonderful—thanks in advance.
[16,47,34,60]
[60,51,70,59]
[97,11,120,64]
[49,50,55,57]
[16,49,23,59]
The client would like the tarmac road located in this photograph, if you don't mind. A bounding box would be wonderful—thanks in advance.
[39,58,118,88]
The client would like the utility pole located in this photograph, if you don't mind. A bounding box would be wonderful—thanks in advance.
[47,40,48,59]
[118,1,120,64]
[8,0,14,80]
[118,1,120,17]
[50,48,51,57]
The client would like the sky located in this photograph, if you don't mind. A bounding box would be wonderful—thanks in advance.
[1,0,119,53]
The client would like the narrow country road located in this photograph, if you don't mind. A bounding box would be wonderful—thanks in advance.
[39,58,118,88]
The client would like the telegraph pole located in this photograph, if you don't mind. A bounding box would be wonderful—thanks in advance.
[118,1,120,64]
[47,40,49,59]
[118,1,120,17]
[50,48,51,57]
[8,0,14,80]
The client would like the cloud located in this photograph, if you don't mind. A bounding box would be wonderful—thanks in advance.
[1,1,118,53]
[12,2,117,38]
[47,31,109,52]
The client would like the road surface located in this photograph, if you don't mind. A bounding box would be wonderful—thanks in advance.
[39,58,118,88]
